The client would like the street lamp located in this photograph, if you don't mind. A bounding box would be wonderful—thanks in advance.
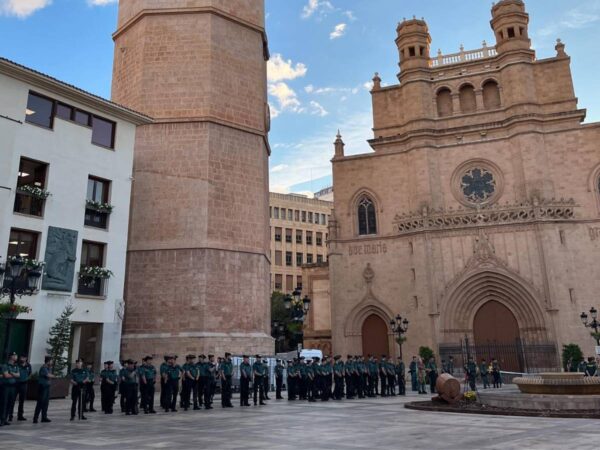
[580,307,600,345]
[390,314,409,359]
[0,256,42,360]
[284,287,311,357]
[272,320,286,353]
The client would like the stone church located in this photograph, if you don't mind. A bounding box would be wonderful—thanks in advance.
[303,0,600,371]
[111,1,273,357]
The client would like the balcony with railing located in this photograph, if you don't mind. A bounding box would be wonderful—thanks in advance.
[76,273,109,298]
[430,41,498,67]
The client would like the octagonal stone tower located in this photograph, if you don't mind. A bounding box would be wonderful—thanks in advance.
[111,0,273,357]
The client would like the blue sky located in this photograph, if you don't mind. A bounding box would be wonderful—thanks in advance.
[1,0,599,195]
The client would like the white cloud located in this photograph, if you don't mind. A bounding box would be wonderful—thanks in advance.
[87,0,117,5]
[0,0,51,18]
[363,80,374,91]
[535,1,600,38]
[330,23,347,39]
[343,10,356,21]
[267,53,308,82]
[269,82,302,114]
[301,0,333,19]
[269,111,373,193]
[270,164,288,173]
[310,101,329,117]
[305,84,314,93]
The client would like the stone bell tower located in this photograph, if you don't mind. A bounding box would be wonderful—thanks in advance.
[111,0,273,357]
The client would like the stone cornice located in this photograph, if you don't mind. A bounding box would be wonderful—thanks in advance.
[113,6,266,44]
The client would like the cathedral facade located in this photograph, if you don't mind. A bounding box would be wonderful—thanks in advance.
[316,0,600,370]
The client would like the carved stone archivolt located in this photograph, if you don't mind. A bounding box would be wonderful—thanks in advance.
[439,230,550,344]
[394,197,576,236]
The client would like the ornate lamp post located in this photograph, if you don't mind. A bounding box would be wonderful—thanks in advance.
[390,314,409,359]
[272,320,285,354]
[580,307,600,345]
[284,288,311,357]
[0,256,42,360]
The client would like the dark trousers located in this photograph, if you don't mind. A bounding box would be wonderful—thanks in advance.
[411,372,418,391]
[165,379,179,411]
[299,377,307,399]
[263,376,270,398]
[429,372,438,393]
[181,379,192,409]
[202,378,213,408]
[33,384,50,421]
[12,382,27,418]
[398,376,406,395]
[84,383,95,411]
[276,376,283,399]
[467,375,476,391]
[307,379,316,401]
[159,379,166,409]
[119,383,125,412]
[34,384,50,421]
[100,383,113,413]
[380,374,387,396]
[1,385,15,424]
[287,377,296,400]
[5,384,17,420]
[70,384,84,419]
[482,373,490,388]
[197,377,205,406]
[388,375,396,395]
[253,375,264,404]
[140,382,155,412]
[334,376,344,399]
[123,384,137,414]
[240,377,250,405]
[345,375,353,398]
[221,376,232,407]
[373,374,380,395]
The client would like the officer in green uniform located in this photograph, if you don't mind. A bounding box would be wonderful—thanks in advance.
[409,356,418,392]
[480,358,490,389]
[10,354,31,421]
[205,354,216,408]
[139,356,157,414]
[298,357,308,400]
[333,355,344,400]
[426,357,438,394]
[164,355,182,412]
[121,359,138,415]
[181,355,195,410]
[4,352,20,424]
[464,356,478,391]
[33,356,54,423]
[396,357,406,396]
[239,355,252,406]
[159,355,169,411]
[187,355,200,410]
[386,358,396,396]
[322,356,333,400]
[220,353,234,408]
[252,355,266,405]
[491,357,501,388]
[118,360,127,412]
[70,359,88,421]
[379,355,388,397]
[83,361,96,413]
[262,358,271,400]
[305,358,316,402]
[275,359,284,399]
[195,354,206,408]
[584,357,598,377]
[286,360,296,401]
[577,358,587,373]
[100,361,116,414]
[344,355,354,399]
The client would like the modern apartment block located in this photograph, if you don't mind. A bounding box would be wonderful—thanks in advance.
[0,58,150,368]
[269,192,333,294]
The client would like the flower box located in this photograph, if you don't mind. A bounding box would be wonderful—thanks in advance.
[16,185,51,199]
[79,266,114,280]
[0,302,31,319]
[85,200,114,214]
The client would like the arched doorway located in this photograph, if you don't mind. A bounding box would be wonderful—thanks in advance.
[361,314,389,357]
[473,300,521,371]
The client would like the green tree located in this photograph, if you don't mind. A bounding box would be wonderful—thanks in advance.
[46,303,75,376]
[419,346,434,362]
[561,343,583,372]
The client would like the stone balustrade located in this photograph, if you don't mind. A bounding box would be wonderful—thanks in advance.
[430,42,498,67]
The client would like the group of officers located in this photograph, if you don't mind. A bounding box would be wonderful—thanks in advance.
[285,354,407,401]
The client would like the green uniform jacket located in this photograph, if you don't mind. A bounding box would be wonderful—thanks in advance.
[71,368,87,384]
[240,362,252,379]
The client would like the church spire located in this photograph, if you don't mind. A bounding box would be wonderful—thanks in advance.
[334,130,345,158]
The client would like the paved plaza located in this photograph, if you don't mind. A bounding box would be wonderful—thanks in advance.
[2,391,599,449]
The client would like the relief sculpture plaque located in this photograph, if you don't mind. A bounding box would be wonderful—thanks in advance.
[42,226,78,292]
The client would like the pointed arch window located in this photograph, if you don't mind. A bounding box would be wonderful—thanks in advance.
[358,196,377,235]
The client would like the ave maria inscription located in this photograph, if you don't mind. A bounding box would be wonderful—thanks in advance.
[348,242,387,256]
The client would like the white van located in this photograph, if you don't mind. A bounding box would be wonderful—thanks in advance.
[300,349,323,361]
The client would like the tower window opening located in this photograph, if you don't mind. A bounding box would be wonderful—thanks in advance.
[507,27,516,38]
[409,46,416,57]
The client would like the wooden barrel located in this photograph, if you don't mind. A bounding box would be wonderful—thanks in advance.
[436,373,461,403]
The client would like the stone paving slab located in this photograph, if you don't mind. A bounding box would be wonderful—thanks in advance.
[1,392,599,449]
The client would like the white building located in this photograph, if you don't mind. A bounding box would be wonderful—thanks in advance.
[0,58,151,368]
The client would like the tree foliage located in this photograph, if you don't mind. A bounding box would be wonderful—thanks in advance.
[561,343,583,372]
[46,304,74,376]
[418,346,434,362]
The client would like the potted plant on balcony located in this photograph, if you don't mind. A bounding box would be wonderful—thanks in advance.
[16,184,51,199]
[79,266,113,288]
[28,304,75,399]
[85,199,114,214]
[0,302,31,320]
